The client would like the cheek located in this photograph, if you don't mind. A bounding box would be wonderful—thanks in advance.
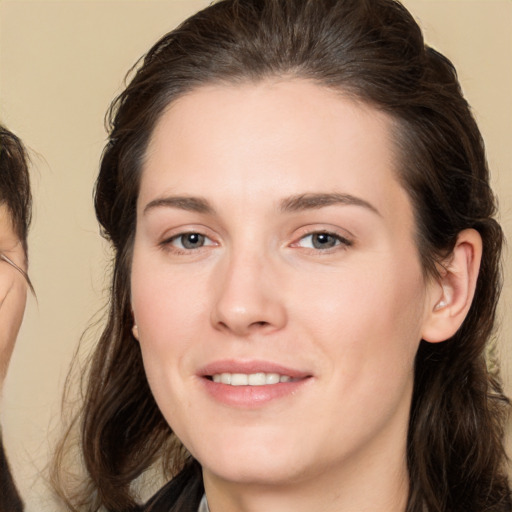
[130,252,210,380]
[290,255,426,379]
[0,283,27,384]
[285,258,426,447]
[131,267,198,419]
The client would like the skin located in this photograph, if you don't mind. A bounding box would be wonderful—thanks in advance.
[0,204,28,389]
[131,79,480,512]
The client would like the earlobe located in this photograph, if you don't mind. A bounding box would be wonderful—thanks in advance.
[131,305,140,341]
[422,229,482,343]
[433,298,448,311]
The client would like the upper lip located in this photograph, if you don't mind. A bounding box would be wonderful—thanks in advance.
[198,359,311,379]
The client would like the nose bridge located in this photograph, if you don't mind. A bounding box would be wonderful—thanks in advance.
[211,240,286,335]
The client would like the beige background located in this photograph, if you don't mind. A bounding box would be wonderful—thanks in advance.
[0,0,511,510]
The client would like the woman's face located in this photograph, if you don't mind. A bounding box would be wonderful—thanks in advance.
[131,80,437,490]
[0,204,28,386]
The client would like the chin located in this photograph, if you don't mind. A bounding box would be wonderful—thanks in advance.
[202,455,308,487]
[189,427,315,487]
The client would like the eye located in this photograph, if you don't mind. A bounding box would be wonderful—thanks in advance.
[166,232,214,250]
[294,231,352,250]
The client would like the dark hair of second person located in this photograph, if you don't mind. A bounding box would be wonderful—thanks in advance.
[0,125,33,512]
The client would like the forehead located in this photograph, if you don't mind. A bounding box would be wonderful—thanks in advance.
[141,79,408,221]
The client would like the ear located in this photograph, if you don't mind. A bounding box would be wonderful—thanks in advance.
[131,307,139,341]
[421,229,482,343]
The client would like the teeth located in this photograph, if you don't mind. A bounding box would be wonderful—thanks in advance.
[211,372,293,386]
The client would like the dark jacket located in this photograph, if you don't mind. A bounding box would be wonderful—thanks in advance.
[0,433,23,512]
[143,461,203,512]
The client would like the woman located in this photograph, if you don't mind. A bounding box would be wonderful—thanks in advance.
[0,125,32,511]
[53,0,511,511]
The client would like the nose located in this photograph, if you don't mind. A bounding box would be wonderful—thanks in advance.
[210,250,287,337]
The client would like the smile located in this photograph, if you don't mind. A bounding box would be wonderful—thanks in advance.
[211,372,293,386]
[199,361,312,406]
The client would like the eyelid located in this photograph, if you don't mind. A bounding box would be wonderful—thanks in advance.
[158,224,215,242]
[168,232,215,249]
[289,226,354,251]
[158,225,220,254]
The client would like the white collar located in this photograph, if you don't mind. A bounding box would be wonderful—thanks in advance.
[198,494,210,512]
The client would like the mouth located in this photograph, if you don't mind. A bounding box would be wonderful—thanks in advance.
[198,361,312,407]
[208,372,296,386]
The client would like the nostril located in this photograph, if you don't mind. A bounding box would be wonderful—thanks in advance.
[251,321,269,328]
[213,318,271,335]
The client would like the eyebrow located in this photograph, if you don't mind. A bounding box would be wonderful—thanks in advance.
[144,196,214,215]
[280,193,380,216]
[143,192,380,217]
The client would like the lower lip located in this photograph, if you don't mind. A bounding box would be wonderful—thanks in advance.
[201,377,311,408]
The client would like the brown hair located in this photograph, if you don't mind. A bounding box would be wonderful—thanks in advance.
[0,126,32,256]
[52,1,511,511]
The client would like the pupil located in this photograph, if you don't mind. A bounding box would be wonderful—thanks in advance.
[313,233,336,249]
[183,233,204,249]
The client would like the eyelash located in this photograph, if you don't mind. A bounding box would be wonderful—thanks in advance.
[160,232,217,254]
[290,230,353,253]
[160,229,352,255]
